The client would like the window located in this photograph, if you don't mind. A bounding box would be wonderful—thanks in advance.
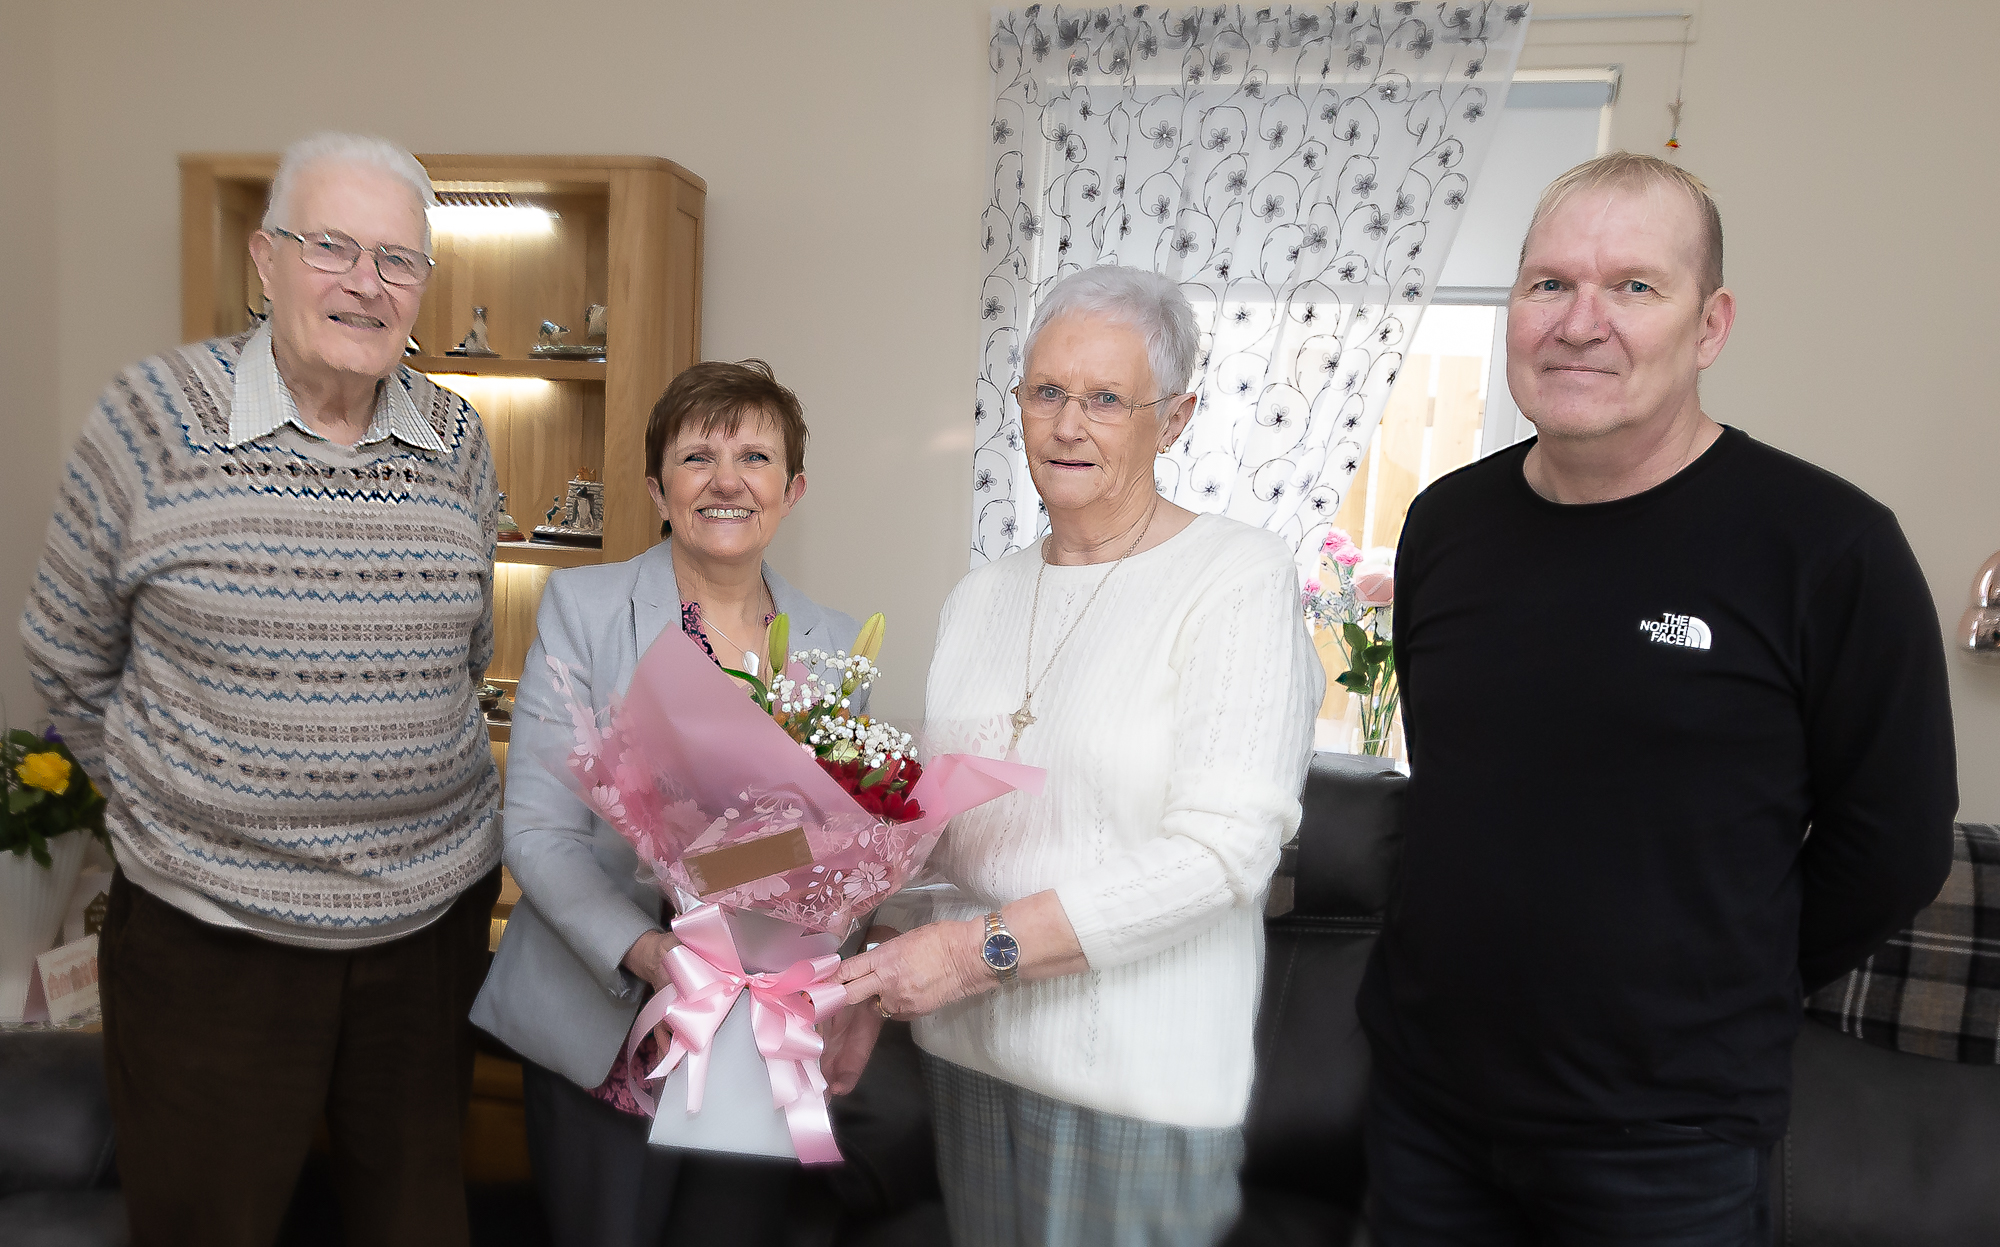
[1311,74,1608,749]
[1329,302,1503,551]
[1328,71,1612,554]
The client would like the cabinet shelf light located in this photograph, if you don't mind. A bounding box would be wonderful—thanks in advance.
[429,192,557,238]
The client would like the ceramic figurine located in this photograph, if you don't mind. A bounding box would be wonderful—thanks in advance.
[496,492,525,543]
[447,307,498,357]
[531,470,606,548]
[532,316,606,360]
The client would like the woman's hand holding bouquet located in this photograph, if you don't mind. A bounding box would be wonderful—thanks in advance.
[546,613,1040,1161]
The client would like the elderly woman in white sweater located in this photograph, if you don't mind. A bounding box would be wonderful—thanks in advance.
[833,266,1323,1246]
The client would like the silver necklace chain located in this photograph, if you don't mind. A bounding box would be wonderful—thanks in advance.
[1010,498,1159,750]
[696,588,774,670]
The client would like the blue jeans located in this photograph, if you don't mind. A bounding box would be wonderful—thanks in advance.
[1365,1071,1771,1247]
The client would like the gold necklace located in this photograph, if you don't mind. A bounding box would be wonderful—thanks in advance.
[1010,498,1159,752]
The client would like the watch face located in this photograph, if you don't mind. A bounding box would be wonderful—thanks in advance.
[982,932,1020,972]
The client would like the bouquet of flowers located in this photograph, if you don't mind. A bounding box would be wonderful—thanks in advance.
[2,727,107,867]
[1303,529,1401,757]
[546,613,1038,1163]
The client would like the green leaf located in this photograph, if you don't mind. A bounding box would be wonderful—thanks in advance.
[1363,643,1393,665]
[1342,621,1369,654]
[8,788,43,815]
[859,764,890,790]
[1336,671,1370,692]
[719,667,772,712]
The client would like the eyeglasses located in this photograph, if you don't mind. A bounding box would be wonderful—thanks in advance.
[1012,382,1184,425]
[271,227,434,288]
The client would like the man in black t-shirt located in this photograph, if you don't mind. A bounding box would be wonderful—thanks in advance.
[1358,153,1957,1246]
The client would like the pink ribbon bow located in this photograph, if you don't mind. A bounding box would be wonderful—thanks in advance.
[623,904,851,1164]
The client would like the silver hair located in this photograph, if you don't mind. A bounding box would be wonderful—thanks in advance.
[1022,265,1201,399]
[262,132,436,252]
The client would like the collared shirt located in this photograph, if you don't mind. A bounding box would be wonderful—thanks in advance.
[227,322,446,453]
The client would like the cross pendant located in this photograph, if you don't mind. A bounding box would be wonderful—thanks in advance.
[1009,700,1036,750]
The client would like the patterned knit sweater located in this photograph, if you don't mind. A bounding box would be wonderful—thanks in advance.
[20,331,502,942]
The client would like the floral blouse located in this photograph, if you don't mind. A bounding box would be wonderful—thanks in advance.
[588,598,773,1117]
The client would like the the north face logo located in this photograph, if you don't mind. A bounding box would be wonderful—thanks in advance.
[1640,612,1712,650]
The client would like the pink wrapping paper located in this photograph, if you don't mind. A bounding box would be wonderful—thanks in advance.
[543,625,1041,1162]
[549,626,1040,935]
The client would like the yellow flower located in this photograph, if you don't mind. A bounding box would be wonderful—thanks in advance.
[18,751,72,795]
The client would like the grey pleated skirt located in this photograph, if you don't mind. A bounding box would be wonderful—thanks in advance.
[921,1052,1245,1247]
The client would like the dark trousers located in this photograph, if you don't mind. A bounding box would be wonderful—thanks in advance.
[1365,1070,1772,1247]
[98,866,501,1247]
[520,1058,795,1247]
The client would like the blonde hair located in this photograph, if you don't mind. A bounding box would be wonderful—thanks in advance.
[1520,152,1724,300]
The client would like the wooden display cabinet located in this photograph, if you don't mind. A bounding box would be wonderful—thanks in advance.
[179,153,706,690]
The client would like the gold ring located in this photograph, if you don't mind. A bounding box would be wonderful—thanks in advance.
[876,999,893,1019]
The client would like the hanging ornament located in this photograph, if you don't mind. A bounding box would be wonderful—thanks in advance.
[1666,16,1691,150]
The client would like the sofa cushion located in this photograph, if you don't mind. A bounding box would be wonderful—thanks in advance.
[1292,754,1405,920]
[1776,1018,2000,1244]
[0,1033,116,1197]
[0,1189,129,1247]
[1804,823,1999,1064]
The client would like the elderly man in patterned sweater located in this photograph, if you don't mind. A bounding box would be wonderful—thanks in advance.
[21,133,501,1247]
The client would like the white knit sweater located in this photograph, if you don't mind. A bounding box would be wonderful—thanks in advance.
[911,513,1323,1128]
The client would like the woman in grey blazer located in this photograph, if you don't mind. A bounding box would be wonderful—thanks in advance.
[471,361,862,1247]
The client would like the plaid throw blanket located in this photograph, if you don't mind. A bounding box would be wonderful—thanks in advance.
[1804,823,2000,1064]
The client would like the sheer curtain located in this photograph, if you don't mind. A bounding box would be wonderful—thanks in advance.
[972,3,1531,567]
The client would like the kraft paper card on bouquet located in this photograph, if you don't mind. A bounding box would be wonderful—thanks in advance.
[544,612,1039,1163]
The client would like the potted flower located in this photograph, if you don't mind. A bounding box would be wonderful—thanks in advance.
[1303,529,1402,758]
[1,726,108,1023]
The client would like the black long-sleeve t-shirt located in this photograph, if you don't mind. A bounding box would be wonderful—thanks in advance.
[1357,427,1958,1146]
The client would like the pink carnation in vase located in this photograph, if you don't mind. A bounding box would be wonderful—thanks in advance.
[1321,530,1362,568]
[1304,578,1322,595]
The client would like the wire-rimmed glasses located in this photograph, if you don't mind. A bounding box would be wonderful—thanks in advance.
[270,227,434,288]
[1012,382,1185,425]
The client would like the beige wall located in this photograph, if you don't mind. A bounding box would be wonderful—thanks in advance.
[1,3,63,732]
[5,0,1995,816]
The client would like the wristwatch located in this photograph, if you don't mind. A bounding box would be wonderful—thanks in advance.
[980,911,1020,981]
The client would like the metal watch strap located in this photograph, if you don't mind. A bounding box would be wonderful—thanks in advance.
[983,911,1019,981]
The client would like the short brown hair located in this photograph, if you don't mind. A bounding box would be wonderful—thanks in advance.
[644,359,809,486]
[1520,151,1725,301]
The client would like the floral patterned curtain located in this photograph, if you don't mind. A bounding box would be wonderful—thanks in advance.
[972,3,1530,567]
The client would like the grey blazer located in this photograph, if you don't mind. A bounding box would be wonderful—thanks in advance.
[469,539,862,1088]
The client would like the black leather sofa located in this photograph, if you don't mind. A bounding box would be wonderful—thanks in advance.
[0,1030,123,1245]
[1773,1016,2000,1243]
[8,752,1998,1246]
[1226,751,1403,1246]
